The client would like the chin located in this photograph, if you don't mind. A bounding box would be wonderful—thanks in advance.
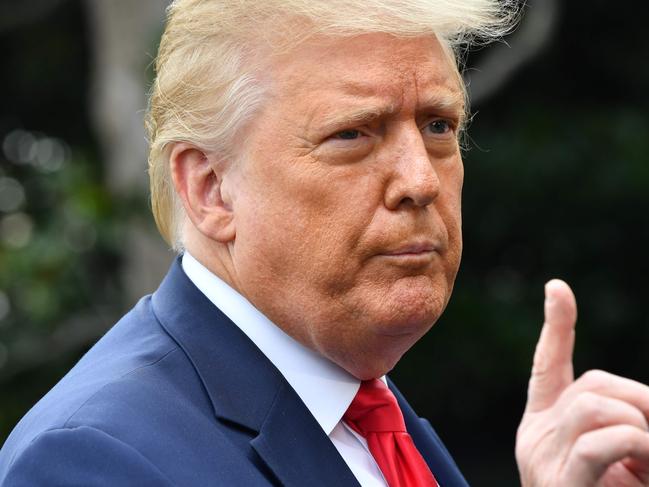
[316,276,454,379]
[372,276,449,337]
[345,287,447,379]
[342,344,408,381]
[320,306,434,380]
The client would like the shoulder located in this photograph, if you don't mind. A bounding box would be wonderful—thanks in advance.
[0,296,208,484]
[2,426,176,487]
[1,262,283,486]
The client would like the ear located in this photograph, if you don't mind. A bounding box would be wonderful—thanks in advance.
[169,142,235,243]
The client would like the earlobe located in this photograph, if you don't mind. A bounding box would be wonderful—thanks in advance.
[169,143,236,244]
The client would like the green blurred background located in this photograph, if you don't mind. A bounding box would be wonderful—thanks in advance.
[0,1,647,485]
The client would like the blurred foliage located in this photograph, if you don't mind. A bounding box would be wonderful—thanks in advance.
[0,0,139,439]
[0,1,648,486]
[0,145,123,326]
[0,142,130,435]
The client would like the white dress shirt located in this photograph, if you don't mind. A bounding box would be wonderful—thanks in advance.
[182,252,387,486]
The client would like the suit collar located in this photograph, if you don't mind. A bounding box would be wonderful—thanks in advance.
[151,257,360,486]
[251,381,360,486]
[181,251,360,436]
[152,256,281,431]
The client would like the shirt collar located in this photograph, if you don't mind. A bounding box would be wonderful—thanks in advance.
[182,251,361,435]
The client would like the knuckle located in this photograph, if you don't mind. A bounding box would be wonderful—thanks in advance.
[531,347,551,377]
[572,435,599,464]
[628,407,649,431]
[640,414,649,431]
[567,392,648,431]
[571,391,605,417]
[578,369,611,389]
[570,392,604,422]
[617,425,646,455]
[574,391,600,408]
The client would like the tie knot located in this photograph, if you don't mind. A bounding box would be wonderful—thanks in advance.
[343,379,407,435]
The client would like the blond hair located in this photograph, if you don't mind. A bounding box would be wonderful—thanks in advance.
[146,0,518,250]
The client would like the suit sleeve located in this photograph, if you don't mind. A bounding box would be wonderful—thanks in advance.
[2,426,175,487]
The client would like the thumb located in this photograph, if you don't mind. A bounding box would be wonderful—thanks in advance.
[525,279,578,413]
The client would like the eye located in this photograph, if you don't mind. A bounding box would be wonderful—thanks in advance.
[425,119,452,135]
[333,129,362,140]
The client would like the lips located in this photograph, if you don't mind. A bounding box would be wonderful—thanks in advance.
[382,242,437,256]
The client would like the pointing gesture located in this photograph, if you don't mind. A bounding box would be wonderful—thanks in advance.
[516,280,649,486]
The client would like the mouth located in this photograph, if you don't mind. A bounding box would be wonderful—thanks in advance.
[376,242,439,267]
[382,242,437,256]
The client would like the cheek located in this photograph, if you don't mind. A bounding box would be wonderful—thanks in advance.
[443,173,464,285]
[238,165,375,283]
[440,161,464,230]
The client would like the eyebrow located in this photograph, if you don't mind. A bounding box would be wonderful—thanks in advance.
[320,104,398,132]
[419,91,466,122]
[422,90,464,109]
[317,91,466,135]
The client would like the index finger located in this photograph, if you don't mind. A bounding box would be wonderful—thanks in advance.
[525,279,578,413]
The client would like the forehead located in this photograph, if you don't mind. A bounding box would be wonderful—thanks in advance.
[267,33,462,108]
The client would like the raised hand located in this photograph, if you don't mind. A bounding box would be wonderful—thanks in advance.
[516,279,649,486]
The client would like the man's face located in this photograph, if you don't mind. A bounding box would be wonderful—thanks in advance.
[227,33,464,379]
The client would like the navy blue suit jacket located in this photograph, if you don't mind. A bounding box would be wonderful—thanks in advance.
[0,258,469,486]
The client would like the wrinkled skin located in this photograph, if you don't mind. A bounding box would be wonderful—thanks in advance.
[516,280,649,486]
[170,32,649,485]
[176,33,465,379]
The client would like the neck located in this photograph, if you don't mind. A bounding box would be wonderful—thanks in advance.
[183,233,241,294]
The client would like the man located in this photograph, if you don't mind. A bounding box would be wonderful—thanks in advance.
[2,0,649,485]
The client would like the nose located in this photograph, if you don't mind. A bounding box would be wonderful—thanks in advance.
[384,126,440,210]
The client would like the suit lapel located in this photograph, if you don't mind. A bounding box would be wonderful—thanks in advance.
[389,379,470,487]
[252,381,360,487]
[152,258,359,486]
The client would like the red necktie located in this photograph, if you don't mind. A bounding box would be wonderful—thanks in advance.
[343,379,439,487]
